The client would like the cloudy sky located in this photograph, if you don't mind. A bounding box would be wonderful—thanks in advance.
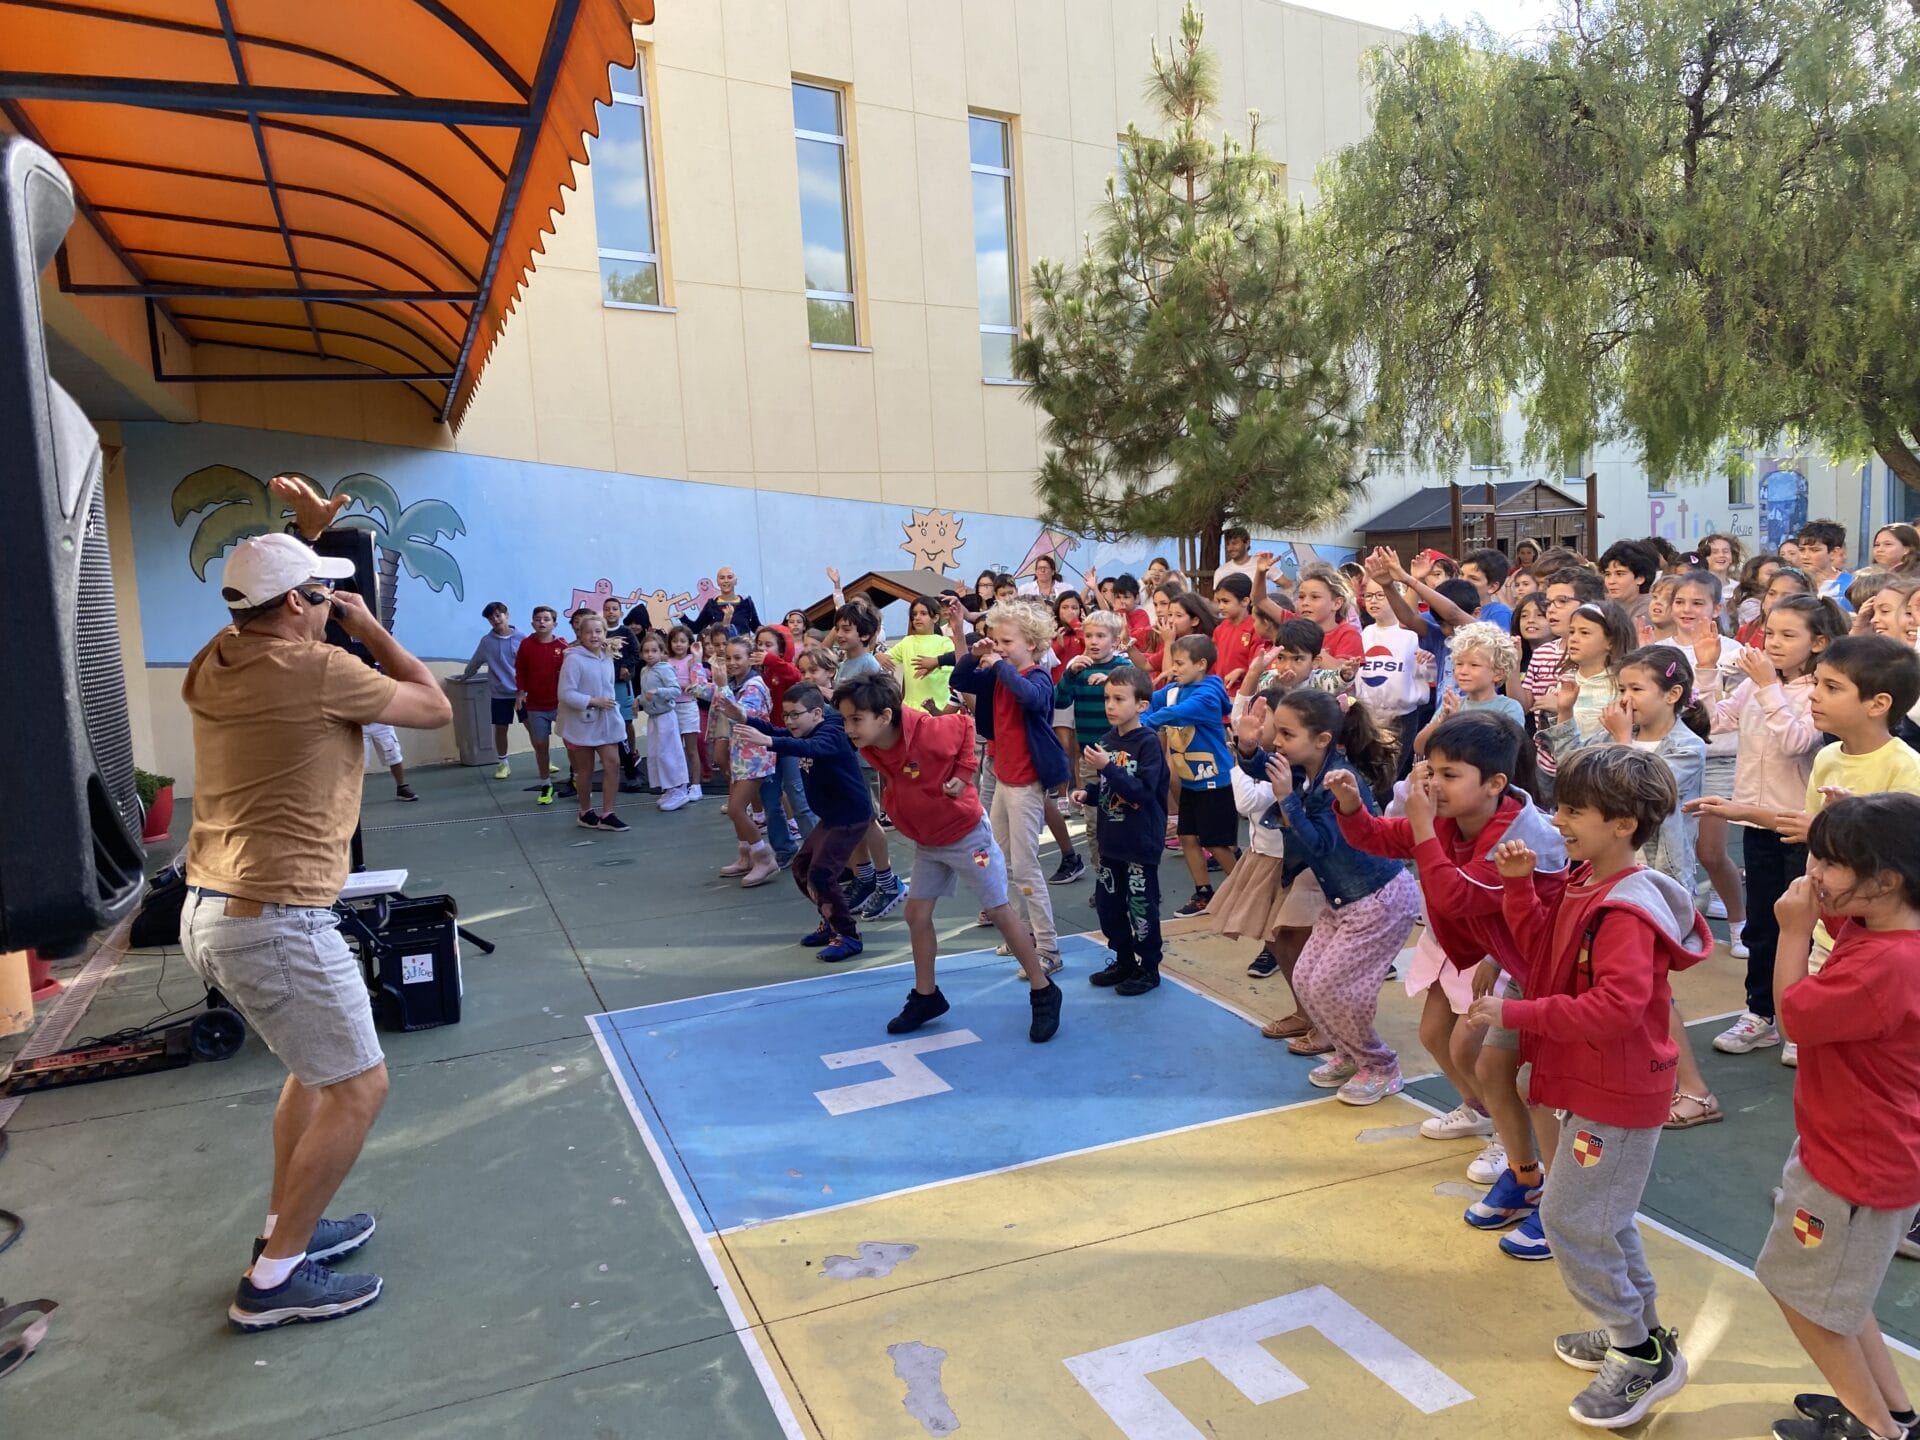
[1302,0,1560,39]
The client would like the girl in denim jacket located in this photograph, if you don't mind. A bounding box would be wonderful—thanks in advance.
[1243,687,1421,1106]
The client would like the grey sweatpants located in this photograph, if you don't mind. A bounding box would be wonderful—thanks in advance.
[1539,1115,1664,1347]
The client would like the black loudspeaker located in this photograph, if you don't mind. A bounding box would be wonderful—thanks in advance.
[0,138,144,956]
[311,525,381,661]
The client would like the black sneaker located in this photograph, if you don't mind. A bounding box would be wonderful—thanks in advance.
[1049,853,1086,885]
[1793,1396,1917,1439]
[845,876,877,913]
[1900,1212,1920,1259]
[394,784,419,802]
[599,813,630,833]
[1028,980,1062,1042]
[1175,887,1213,917]
[1115,966,1161,997]
[1772,1415,1889,1440]
[1206,853,1222,873]
[1247,947,1279,978]
[886,987,950,1035]
[229,1257,382,1332]
[576,810,601,829]
[1089,957,1136,988]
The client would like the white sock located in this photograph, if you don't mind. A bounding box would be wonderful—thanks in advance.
[260,1213,278,1240]
[249,1250,306,1290]
[1728,920,1745,938]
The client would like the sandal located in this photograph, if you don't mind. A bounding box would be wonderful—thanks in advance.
[1665,1091,1723,1130]
[1260,1011,1311,1040]
[1282,1028,1334,1054]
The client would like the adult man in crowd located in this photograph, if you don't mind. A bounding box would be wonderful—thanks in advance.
[180,478,450,1332]
[1213,527,1258,586]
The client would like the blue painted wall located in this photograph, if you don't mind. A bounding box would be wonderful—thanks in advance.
[123,421,1354,665]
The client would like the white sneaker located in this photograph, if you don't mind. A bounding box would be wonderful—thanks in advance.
[659,785,690,813]
[1712,1011,1779,1054]
[1702,891,1728,920]
[1780,1042,1799,1067]
[684,784,703,803]
[1467,1138,1508,1185]
[1727,923,1749,959]
[1420,1102,1494,1140]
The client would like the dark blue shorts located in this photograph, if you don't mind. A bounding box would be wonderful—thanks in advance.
[490,696,517,727]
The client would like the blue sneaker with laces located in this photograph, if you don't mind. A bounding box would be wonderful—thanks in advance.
[1499,1209,1554,1260]
[1465,1168,1541,1230]
[819,934,865,962]
[229,1257,382,1331]
[800,923,834,947]
[250,1212,375,1264]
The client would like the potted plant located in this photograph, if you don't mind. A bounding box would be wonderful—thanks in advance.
[136,767,176,843]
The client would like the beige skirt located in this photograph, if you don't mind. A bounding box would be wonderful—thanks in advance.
[1208,851,1287,939]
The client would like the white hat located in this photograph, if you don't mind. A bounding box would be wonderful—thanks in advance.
[220,532,356,609]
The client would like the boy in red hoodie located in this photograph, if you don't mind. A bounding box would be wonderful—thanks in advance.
[754,624,815,865]
[1330,711,1570,1250]
[1468,745,1712,1430]
[834,672,1063,1043]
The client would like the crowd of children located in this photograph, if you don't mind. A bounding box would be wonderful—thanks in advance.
[445,518,1920,1435]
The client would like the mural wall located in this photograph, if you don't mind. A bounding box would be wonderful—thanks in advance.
[123,422,1356,665]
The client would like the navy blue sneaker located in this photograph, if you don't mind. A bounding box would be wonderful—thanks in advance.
[251,1213,375,1265]
[844,876,877,913]
[800,923,834,947]
[229,1257,382,1331]
[1499,1209,1554,1260]
[1465,1168,1542,1230]
[819,934,864,963]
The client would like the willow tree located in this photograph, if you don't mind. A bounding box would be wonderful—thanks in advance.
[1012,1,1366,576]
[1313,0,1920,488]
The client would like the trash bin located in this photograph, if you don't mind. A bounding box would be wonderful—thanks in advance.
[443,676,496,767]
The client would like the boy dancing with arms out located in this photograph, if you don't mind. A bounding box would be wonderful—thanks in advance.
[1760,796,1920,1440]
[1469,746,1712,1429]
[835,674,1064,1041]
[733,683,873,962]
[1071,666,1170,995]
[948,597,1072,973]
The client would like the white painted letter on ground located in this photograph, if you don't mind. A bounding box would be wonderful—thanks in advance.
[813,1031,981,1116]
[1063,1286,1472,1439]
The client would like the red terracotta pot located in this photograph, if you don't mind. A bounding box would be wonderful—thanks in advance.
[142,784,174,843]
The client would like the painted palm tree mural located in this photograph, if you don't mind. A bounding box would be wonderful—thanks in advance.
[170,466,466,630]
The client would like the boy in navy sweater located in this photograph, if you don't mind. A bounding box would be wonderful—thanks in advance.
[733,682,873,961]
[1144,634,1238,915]
[1072,665,1169,994]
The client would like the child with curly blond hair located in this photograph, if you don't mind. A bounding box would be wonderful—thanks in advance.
[1415,620,1526,756]
[948,595,1072,973]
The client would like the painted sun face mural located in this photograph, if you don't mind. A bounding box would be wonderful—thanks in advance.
[901,508,966,573]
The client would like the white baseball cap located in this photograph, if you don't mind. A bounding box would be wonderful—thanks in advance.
[220,532,356,609]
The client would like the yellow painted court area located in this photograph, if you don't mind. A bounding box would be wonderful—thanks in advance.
[719,1094,1920,1439]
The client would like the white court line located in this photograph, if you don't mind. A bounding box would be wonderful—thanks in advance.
[586,1017,808,1440]
[713,1090,1353,1237]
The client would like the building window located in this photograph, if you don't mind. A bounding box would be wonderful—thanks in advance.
[592,58,663,309]
[1729,469,1750,506]
[970,115,1019,380]
[794,82,857,346]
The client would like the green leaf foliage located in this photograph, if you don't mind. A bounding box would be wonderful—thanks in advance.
[1312,0,1920,489]
[1012,1,1367,559]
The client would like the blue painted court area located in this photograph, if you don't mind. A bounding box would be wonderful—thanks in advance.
[592,932,1319,1232]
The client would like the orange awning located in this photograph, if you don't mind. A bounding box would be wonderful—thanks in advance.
[0,0,654,425]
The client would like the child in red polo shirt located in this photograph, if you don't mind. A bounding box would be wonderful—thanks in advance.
[1470,746,1710,1430]
[835,671,1063,1043]
[1210,573,1261,693]
[1758,795,1920,1440]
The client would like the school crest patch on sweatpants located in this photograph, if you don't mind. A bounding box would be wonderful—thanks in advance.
[1792,1208,1826,1248]
[1571,1131,1604,1168]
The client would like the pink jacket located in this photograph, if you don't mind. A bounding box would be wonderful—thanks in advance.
[1712,674,1820,820]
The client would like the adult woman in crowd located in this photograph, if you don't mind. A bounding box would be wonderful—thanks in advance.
[690,566,759,636]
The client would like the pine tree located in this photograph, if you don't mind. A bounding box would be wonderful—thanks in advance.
[1012,1,1366,578]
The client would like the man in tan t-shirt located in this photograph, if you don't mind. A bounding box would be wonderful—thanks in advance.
[180,485,449,1333]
